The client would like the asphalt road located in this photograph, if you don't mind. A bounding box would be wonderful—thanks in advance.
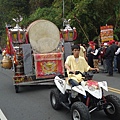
[0,55,120,120]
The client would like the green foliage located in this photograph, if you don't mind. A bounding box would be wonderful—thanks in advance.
[1,0,120,47]
[21,7,62,28]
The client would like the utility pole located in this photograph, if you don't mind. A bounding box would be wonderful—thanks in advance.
[63,0,65,27]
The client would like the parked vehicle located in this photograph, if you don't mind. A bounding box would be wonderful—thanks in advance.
[50,71,120,120]
[0,17,77,93]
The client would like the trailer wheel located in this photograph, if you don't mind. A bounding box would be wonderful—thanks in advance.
[15,85,19,93]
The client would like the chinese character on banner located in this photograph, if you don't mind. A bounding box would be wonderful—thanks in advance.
[100,25,113,43]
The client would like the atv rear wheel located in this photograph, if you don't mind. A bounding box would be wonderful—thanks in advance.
[71,102,91,120]
[104,94,120,120]
[50,88,62,110]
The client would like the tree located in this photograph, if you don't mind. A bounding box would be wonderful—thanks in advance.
[0,0,30,47]
[1,0,120,48]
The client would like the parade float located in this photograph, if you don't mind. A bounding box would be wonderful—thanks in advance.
[1,17,77,93]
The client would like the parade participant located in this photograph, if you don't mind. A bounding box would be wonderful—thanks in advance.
[99,43,104,65]
[91,44,100,69]
[102,43,108,73]
[79,44,87,60]
[104,40,117,76]
[115,42,120,73]
[2,48,6,57]
[65,44,99,86]
[112,40,118,71]
[87,41,95,68]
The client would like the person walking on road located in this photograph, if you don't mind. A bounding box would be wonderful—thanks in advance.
[102,43,108,73]
[115,42,120,73]
[104,40,117,76]
[79,44,87,60]
[112,40,118,71]
[91,44,100,69]
[87,41,95,68]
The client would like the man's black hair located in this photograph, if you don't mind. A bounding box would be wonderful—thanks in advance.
[71,44,80,51]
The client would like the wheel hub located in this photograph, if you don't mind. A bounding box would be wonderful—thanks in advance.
[106,103,115,114]
[52,94,56,105]
[73,109,81,120]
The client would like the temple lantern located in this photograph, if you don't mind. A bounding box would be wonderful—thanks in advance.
[60,19,77,41]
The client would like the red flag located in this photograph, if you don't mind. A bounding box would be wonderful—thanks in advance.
[6,26,14,55]
[5,27,11,54]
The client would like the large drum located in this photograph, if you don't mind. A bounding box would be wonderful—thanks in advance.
[27,20,60,53]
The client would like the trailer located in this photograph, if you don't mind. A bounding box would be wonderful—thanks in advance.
[1,17,77,93]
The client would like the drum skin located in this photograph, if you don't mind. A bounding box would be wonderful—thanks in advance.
[27,19,60,53]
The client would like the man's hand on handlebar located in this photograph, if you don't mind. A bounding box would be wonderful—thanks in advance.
[89,67,99,73]
[93,68,99,73]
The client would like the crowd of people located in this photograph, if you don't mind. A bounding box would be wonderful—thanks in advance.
[79,40,120,76]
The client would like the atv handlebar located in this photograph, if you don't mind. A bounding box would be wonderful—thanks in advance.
[69,71,85,77]
[92,69,98,74]
[69,71,93,80]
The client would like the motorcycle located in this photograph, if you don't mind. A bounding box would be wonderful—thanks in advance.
[50,71,120,120]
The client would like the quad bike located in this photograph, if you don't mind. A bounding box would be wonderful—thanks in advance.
[50,71,120,120]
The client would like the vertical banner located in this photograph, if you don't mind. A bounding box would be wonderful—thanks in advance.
[100,25,113,42]
[6,26,14,55]
[5,27,11,55]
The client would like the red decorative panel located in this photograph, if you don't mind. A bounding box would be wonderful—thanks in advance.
[34,52,64,79]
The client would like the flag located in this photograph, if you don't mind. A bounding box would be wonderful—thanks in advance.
[5,26,14,55]
[5,27,11,54]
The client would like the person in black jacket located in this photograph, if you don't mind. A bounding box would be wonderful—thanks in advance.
[104,40,118,76]
[115,42,120,73]
[87,41,95,68]
[111,40,119,71]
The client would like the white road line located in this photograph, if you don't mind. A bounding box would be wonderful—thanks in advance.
[0,109,7,120]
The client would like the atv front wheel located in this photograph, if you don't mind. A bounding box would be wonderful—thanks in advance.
[104,94,120,120]
[71,102,91,120]
[50,88,62,110]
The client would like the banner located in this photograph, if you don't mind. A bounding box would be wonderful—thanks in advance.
[100,25,113,42]
[5,27,15,55]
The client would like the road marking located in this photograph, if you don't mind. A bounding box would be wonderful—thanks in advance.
[0,109,7,120]
[108,87,120,94]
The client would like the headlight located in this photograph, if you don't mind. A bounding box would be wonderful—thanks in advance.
[87,80,99,91]
[88,85,98,91]
[88,86,96,91]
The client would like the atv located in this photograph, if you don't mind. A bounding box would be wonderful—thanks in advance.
[50,71,120,120]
